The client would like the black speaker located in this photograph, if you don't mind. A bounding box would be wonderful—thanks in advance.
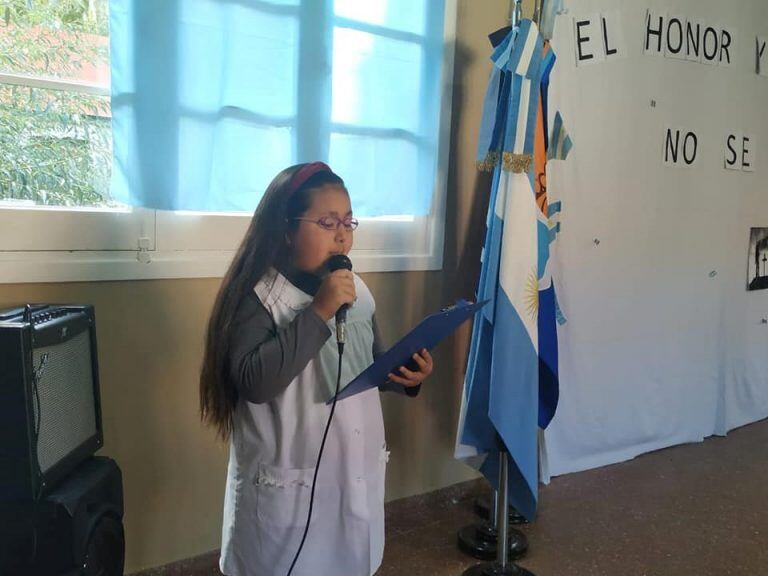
[0,456,125,576]
[1,304,124,575]
[0,304,103,501]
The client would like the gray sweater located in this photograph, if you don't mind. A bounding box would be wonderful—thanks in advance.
[228,266,420,404]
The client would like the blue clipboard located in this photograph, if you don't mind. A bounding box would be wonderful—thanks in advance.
[329,299,489,403]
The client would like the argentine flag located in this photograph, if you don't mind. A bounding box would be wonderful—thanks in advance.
[455,18,571,521]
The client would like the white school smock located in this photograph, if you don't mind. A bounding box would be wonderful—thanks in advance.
[219,268,387,576]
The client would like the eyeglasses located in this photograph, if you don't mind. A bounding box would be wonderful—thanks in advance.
[293,216,359,231]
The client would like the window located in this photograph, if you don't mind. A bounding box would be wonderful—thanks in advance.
[0,0,153,268]
[0,0,111,209]
[0,0,457,283]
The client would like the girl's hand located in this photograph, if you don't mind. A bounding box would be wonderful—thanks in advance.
[311,269,356,321]
[387,349,433,388]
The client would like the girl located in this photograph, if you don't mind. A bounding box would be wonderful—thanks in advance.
[200,162,433,576]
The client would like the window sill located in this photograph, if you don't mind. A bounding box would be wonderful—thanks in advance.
[0,248,444,284]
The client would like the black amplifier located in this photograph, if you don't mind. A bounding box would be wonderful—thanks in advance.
[0,304,103,502]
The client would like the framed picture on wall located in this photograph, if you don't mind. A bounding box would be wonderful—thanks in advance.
[747,228,768,291]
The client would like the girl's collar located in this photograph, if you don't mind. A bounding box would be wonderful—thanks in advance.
[275,261,322,297]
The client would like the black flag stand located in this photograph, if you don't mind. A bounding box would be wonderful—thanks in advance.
[457,477,529,562]
[461,446,534,576]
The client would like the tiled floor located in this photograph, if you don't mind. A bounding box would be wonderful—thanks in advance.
[378,480,494,576]
[380,418,768,576]
[134,418,768,576]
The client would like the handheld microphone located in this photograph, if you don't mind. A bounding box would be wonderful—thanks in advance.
[327,254,352,346]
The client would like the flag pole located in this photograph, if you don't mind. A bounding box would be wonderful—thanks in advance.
[491,11,533,576]
[462,438,534,576]
[473,492,529,525]
[461,2,542,574]
[495,440,536,575]
[533,0,547,29]
[510,0,522,26]
[497,450,511,569]
[531,0,541,26]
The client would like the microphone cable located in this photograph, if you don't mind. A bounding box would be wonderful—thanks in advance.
[286,341,344,576]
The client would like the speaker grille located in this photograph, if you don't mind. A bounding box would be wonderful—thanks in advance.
[32,330,97,474]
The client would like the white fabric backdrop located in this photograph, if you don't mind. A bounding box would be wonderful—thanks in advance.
[543,0,768,476]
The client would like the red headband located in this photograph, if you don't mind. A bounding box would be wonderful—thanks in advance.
[286,162,333,197]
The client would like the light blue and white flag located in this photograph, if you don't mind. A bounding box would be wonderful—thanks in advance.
[456,10,574,518]
[455,20,546,522]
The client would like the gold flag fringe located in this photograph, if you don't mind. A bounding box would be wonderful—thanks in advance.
[502,152,533,173]
[476,151,534,174]
[476,150,499,172]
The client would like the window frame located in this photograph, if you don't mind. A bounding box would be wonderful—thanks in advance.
[0,0,457,284]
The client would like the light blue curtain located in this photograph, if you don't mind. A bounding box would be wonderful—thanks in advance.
[109,0,446,215]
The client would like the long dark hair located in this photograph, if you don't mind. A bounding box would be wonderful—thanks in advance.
[199,164,346,441]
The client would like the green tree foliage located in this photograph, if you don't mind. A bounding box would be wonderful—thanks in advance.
[0,0,113,207]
